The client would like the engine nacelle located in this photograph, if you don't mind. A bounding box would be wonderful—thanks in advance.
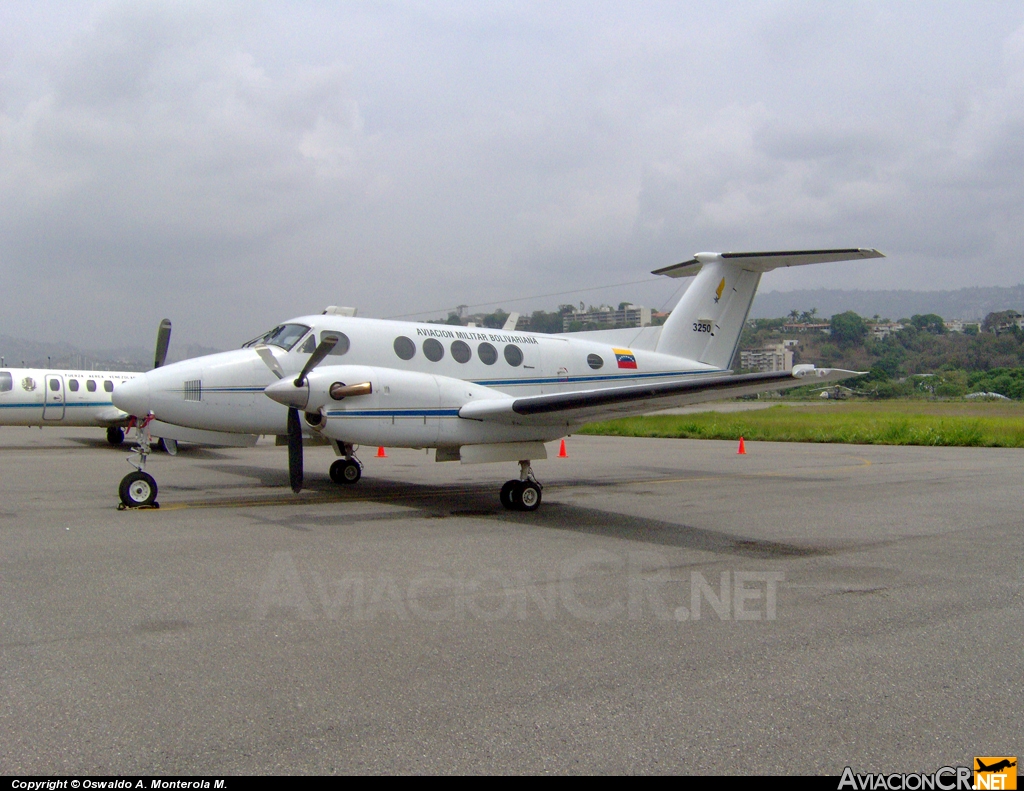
[272,365,555,449]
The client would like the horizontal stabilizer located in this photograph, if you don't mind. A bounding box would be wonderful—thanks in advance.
[652,248,884,278]
[459,366,864,426]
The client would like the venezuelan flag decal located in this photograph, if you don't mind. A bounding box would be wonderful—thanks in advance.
[613,348,637,369]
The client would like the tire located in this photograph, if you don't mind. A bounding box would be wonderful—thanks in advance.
[119,471,158,507]
[518,482,541,511]
[106,426,125,446]
[500,480,517,510]
[330,459,362,485]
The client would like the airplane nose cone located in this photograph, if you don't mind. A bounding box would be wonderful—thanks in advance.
[112,375,151,417]
[264,379,309,410]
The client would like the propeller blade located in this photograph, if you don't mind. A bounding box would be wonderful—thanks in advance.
[153,319,172,369]
[294,333,340,386]
[255,345,284,379]
[287,407,303,493]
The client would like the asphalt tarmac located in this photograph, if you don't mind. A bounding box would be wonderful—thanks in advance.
[0,427,1020,774]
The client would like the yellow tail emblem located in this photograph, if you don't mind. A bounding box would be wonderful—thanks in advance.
[714,278,725,303]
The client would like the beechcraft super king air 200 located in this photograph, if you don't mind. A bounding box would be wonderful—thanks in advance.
[111,248,882,510]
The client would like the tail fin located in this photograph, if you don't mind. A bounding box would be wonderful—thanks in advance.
[653,248,883,368]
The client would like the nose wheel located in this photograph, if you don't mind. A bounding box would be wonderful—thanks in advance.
[119,471,158,507]
[500,460,542,512]
[117,414,160,509]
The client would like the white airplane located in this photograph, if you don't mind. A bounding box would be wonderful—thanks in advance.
[0,320,174,446]
[111,249,882,510]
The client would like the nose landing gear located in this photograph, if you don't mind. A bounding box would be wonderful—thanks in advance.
[500,460,542,512]
[117,414,159,509]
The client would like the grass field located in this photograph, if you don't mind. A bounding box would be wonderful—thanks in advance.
[577,401,1024,447]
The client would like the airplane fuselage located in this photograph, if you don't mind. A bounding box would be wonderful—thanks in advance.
[0,368,137,428]
[114,314,721,448]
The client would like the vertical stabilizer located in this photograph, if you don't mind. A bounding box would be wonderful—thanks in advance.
[655,261,760,369]
[652,248,883,368]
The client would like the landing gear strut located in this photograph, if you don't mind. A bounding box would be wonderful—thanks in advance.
[500,460,542,512]
[118,414,158,508]
[329,444,362,485]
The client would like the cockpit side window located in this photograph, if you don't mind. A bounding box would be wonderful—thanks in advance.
[0,372,12,392]
[297,335,317,354]
[242,323,312,351]
[322,332,350,355]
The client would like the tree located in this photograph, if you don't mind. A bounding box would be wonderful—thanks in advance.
[829,311,866,346]
[910,314,946,334]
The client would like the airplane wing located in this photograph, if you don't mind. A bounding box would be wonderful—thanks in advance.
[94,407,130,427]
[459,366,862,426]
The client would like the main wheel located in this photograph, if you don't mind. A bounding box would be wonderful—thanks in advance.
[518,482,542,511]
[500,480,518,510]
[330,459,362,485]
[106,426,125,446]
[119,471,158,507]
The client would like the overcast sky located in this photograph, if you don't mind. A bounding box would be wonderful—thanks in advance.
[3,1,1024,349]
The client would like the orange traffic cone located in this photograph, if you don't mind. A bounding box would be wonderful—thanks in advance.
[737,436,746,455]
[558,439,568,458]
[376,446,388,458]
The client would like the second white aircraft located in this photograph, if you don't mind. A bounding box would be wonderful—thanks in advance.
[112,249,882,510]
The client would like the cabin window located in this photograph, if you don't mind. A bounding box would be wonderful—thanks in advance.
[394,336,416,360]
[587,354,604,370]
[103,380,114,392]
[451,340,471,364]
[503,344,523,367]
[49,378,61,391]
[423,338,444,362]
[68,379,80,391]
[86,380,97,392]
[297,335,316,354]
[0,372,12,392]
[322,332,351,355]
[477,342,497,365]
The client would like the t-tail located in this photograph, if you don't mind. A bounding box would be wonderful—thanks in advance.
[653,249,884,368]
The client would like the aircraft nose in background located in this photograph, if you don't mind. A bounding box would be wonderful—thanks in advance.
[112,375,151,417]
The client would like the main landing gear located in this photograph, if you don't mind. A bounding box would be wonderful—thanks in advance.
[500,460,542,512]
[106,426,125,446]
[329,444,362,485]
[118,414,158,508]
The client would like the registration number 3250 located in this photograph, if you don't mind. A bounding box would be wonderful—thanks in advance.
[692,321,713,333]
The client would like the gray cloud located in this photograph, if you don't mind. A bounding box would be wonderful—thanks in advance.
[2,1,1024,350]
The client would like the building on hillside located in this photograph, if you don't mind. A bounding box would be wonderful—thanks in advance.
[942,319,980,333]
[562,304,652,332]
[739,343,794,373]
[782,322,831,334]
[869,322,905,340]
[987,311,1024,334]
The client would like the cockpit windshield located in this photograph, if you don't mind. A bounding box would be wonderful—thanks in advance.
[242,323,311,351]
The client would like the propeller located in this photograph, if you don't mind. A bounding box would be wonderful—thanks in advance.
[255,333,340,493]
[254,346,284,379]
[294,333,339,386]
[153,319,172,369]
